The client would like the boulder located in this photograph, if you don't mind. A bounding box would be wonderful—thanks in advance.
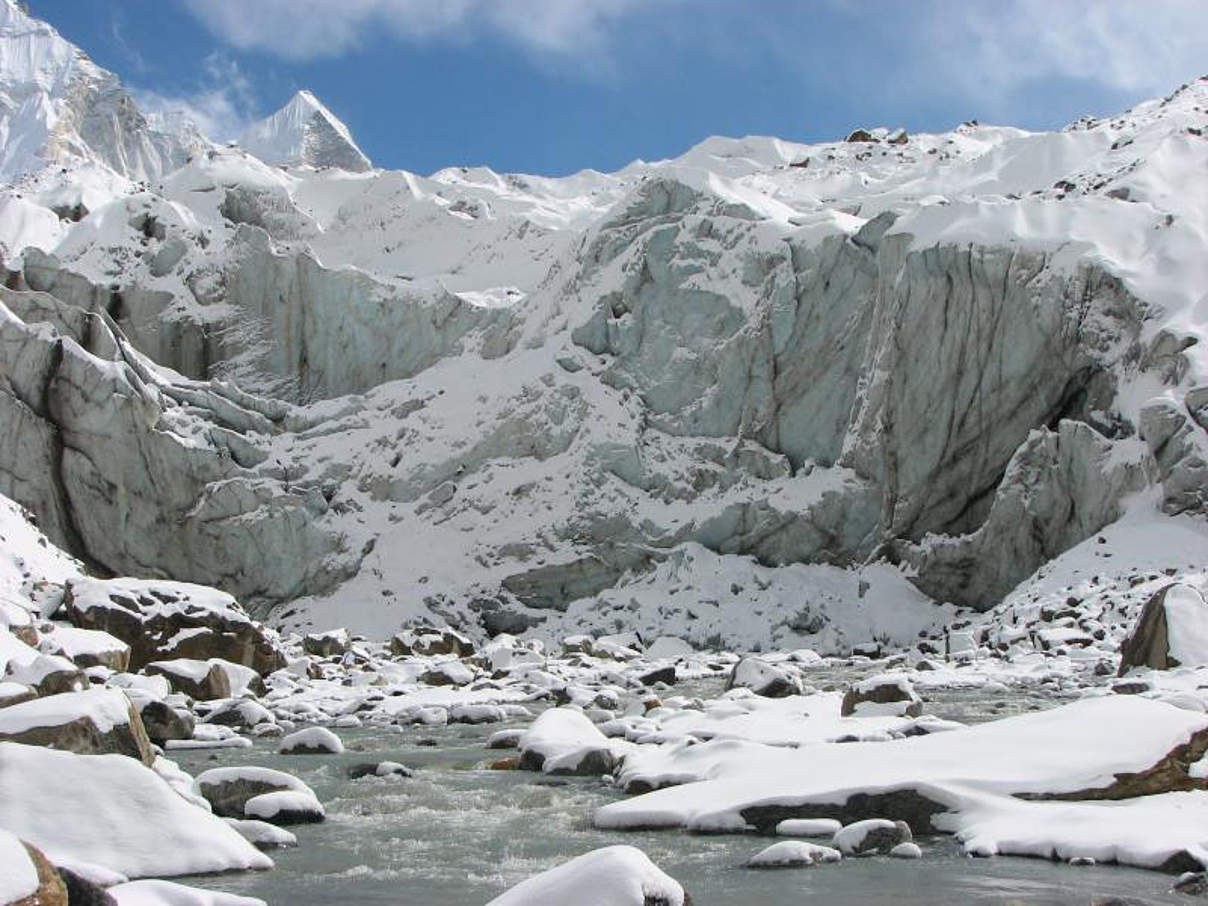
[841,674,922,717]
[747,840,842,868]
[390,627,475,658]
[834,819,912,856]
[145,660,231,701]
[346,761,412,779]
[1119,583,1208,675]
[197,766,317,817]
[639,666,677,687]
[7,838,67,906]
[223,818,297,850]
[419,661,475,687]
[0,682,37,709]
[0,743,272,877]
[302,629,350,658]
[243,790,325,825]
[5,654,87,697]
[0,689,154,765]
[206,659,267,697]
[278,727,343,755]
[203,699,275,730]
[38,627,130,673]
[137,700,195,746]
[484,845,687,906]
[725,658,801,698]
[57,869,117,906]
[518,708,618,776]
[62,579,285,676]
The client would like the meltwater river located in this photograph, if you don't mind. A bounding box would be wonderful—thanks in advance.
[173,680,1188,906]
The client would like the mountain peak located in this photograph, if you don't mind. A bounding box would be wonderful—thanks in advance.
[238,89,372,173]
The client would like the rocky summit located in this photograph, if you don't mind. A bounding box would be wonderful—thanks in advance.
[3,2,1208,905]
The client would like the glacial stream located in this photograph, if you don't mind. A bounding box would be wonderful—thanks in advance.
[174,676,1188,906]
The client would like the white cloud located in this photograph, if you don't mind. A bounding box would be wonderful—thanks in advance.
[132,53,258,143]
[179,0,651,61]
[899,0,1208,110]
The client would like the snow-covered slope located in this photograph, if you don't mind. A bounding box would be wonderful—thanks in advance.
[238,90,371,173]
[1,4,1207,650]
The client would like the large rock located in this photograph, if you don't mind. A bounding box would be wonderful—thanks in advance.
[725,657,802,698]
[0,689,154,765]
[302,629,350,658]
[6,837,67,906]
[485,845,688,906]
[390,626,475,658]
[0,742,272,878]
[63,579,285,675]
[145,659,231,701]
[1119,583,1208,675]
[196,766,317,818]
[137,699,195,746]
[517,708,619,776]
[37,626,130,672]
[841,674,922,718]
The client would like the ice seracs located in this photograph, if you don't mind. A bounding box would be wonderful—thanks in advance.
[237,90,372,173]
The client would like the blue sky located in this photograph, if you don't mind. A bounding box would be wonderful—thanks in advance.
[29,0,1208,176]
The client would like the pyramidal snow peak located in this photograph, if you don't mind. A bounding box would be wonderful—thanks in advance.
[237,89,372,172]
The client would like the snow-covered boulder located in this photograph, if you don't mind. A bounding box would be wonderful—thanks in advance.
[145,660,230,701]
[278,726,343,755]
[840,674,922,717]
[724,657,801,698]
[0,689,153,764]
[747,840,842,868]
[301,629,350,658]
[223,819,296,850]
[243,790,324,826]
[391,627,475,658]
[834,819,912,856]
[3,836,66,906]
[3,633,86,696]
[62,579,285,675]
[0,681,36,709]
[38,626,129,672]
[203,699,275,731]
[775,818,842,837]
[346,761,411,779]
[0,742,272,877]
[596,697,1208,834]
[484,845,687,906]
[205,660,266,698]
[1119,583,1208,674]
[108,880,265,906]
[137,700,195,746]
[518,707,621,775]
[419,661,475,687]
[196,766,317,818]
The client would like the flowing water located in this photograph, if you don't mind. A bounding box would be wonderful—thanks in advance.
[174,676,1186,905]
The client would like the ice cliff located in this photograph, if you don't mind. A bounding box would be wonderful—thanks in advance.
[1,0,1207,650]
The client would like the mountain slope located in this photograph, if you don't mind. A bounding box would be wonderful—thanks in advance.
[0,0,204,183]
[0,4,1207,649]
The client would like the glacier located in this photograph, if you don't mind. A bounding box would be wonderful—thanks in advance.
[0,0,1206,655]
